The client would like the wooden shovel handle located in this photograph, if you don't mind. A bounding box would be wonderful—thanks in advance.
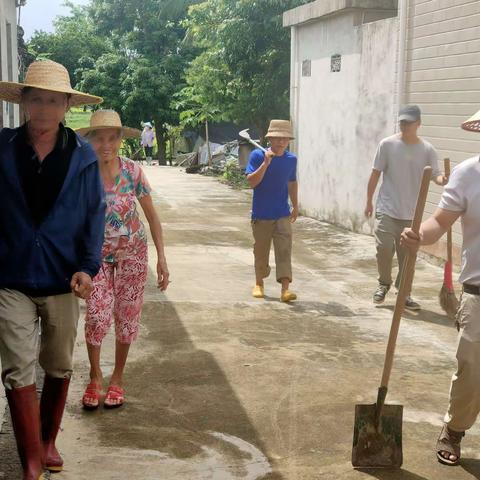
[380,166,432,389]
[444,158,453,263]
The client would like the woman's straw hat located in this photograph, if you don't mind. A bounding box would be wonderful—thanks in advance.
[265,119,295,139]
[76,110,141,139]
[461,110,480,132]
[0,59,102,107]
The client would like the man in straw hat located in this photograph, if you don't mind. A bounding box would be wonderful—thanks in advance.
[245,119,298,302]
[401,110,480,466]
[76,110,169,410]
[0,59,105,479]
[365,104,446,311]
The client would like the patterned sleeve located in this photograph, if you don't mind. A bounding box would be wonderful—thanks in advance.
[133,162,152,199]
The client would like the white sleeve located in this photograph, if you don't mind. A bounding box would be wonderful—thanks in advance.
[438,165,466,212]
[373,141,387,172]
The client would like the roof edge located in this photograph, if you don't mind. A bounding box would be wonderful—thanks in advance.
[283,0,397,27]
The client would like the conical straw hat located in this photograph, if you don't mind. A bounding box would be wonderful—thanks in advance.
[76,110,141,139]
[0,59,102,107]
[461,110,480,132]
[265,119,295,139]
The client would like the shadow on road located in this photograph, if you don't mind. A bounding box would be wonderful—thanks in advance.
[461,458,480,479]
[356,468,430,480]
[80,269,283,479]
[375,305,454,328]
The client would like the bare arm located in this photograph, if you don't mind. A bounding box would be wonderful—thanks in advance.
[247,150,274,188]
[365,169,381,217]
[401,207,462,251]
[139,194,170,291]
[288,181,298,222]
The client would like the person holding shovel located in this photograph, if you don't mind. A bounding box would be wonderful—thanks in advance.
[77,110,169,410]
[401,110,480,466]
[0,60,104,479]
[245,120,298,302]
[365,105,446,310]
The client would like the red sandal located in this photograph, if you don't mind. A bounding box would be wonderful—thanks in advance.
[104,385,125,409]
[82,382,102,410]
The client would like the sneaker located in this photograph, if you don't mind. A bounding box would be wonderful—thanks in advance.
[405,296,421,311]
[373,284,390,304]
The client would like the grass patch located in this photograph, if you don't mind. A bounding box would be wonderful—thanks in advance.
[221,159,250,189]
[65,108,92,130]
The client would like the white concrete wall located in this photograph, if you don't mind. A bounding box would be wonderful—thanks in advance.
[292,13,398,232]
[0,0,20,127]
[403,0,480,257]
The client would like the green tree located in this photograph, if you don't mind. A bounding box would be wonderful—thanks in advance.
[82,0,199,163]
[27,1,111,83]
[184,0,309,136]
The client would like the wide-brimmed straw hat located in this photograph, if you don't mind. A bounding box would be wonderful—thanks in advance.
[76,110,141,139]
[0,59,102,107]
[265,119,295,139]
[461,110,480,132]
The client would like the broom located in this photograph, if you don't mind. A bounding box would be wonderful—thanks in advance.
[439,158,459,319]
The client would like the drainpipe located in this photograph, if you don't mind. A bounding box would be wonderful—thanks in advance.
[396,0,408,131]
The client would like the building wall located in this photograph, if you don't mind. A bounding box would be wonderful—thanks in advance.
[403,0,480,257]
[0,0,19,127]
[291,13,398,233]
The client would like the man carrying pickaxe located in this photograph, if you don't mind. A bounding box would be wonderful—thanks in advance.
[245,120,298,302]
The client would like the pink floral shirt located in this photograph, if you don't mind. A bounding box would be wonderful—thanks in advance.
[102,157,152,263]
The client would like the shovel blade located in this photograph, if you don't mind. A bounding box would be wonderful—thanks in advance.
[352,402,403,468]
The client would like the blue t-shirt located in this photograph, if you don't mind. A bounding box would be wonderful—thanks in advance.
[245,149,297,220]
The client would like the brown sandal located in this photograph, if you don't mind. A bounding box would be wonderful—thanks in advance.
[436,424,464,466]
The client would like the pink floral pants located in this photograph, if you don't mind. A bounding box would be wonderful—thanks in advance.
[85,246,148,346]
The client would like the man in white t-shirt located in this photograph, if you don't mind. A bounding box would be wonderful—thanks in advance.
[365,105,446,310]
[401,110,480,466]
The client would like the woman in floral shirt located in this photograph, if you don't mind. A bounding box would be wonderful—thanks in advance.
[77,110,169,409]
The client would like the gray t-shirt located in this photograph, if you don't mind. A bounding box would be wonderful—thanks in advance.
[439,156,480,286]
[373,134,440,220]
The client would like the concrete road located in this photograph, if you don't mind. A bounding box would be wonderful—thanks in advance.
[1,166,479,479]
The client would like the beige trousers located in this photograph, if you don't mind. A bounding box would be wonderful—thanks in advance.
[251,217,292,283]
[374,213,411,289]
[0,289,79,390]
[444,292,480,431]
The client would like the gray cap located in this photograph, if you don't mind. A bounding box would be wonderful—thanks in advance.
[399,105,421,123]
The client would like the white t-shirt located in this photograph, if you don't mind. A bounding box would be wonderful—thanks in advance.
[439,156,480,286]
[374,134,440,220]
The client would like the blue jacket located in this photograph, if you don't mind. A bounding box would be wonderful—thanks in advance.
[0,127,106,296]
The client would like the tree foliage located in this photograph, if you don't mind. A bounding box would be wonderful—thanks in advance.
[179,0,309,135]
[26,0,308,150]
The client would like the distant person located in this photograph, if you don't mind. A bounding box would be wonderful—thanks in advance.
[0,59,104,478]
[77,110,169,410]
[141,122,155,165]
[364,105,446,310]
[245,120,298,303]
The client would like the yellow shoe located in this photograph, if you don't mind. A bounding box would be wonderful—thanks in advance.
[252,285,265,298]
[281,290,297,302]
